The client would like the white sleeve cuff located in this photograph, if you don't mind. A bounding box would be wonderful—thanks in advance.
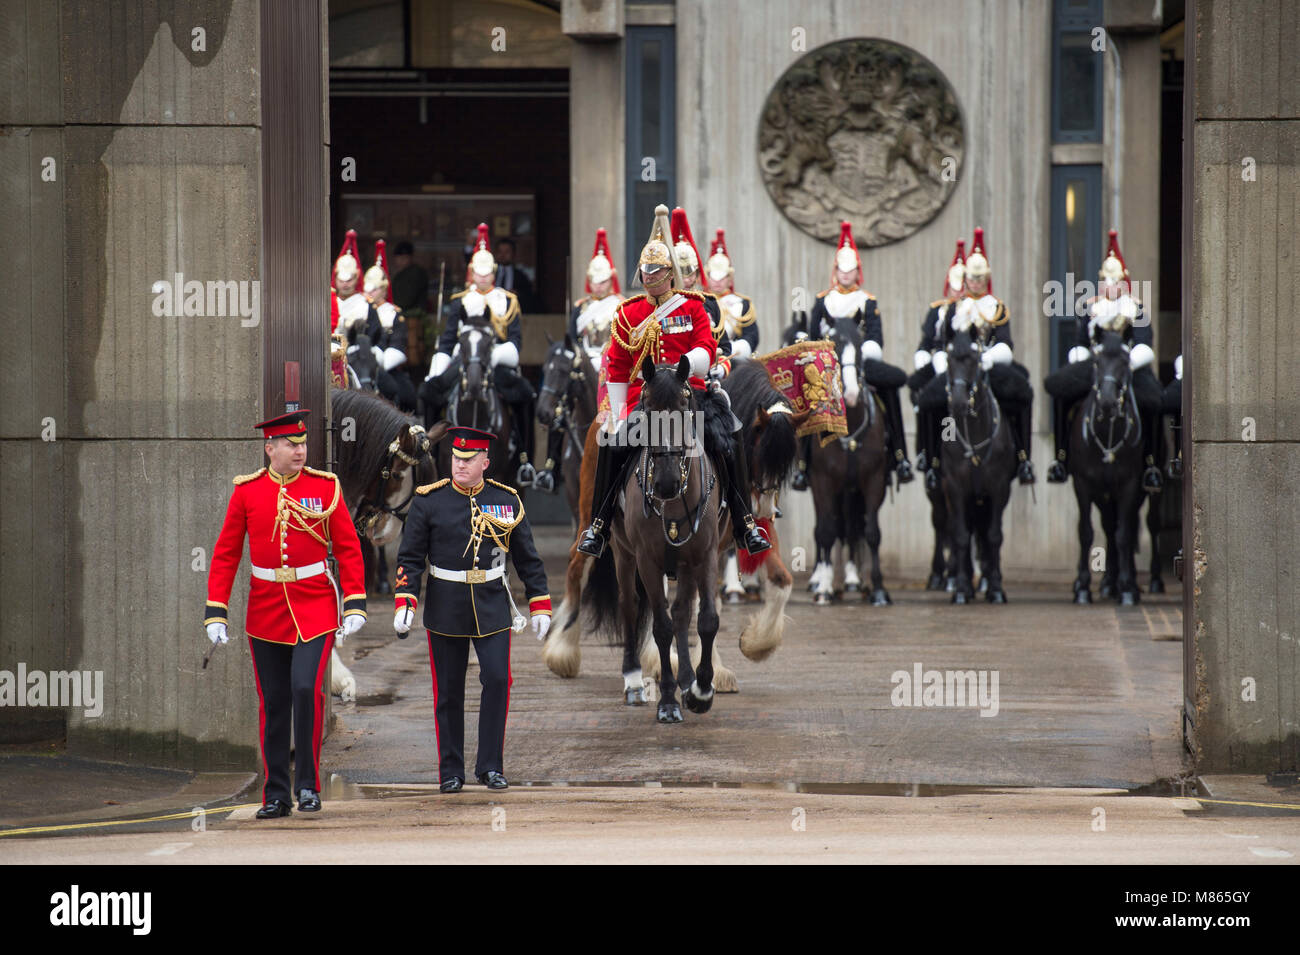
[1173,354,1183,381]
[1128,343,1154,371]
[1067,346,1091,364]
[860,340,882,362]
[729,339,752,361]
[606,380,628,419]
[490,342,519,368]
[914,349,931,371]
[686,347,711,379]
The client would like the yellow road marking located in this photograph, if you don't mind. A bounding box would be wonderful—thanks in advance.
[0,803,262,838]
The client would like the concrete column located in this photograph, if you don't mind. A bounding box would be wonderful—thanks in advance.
[1188,0,1300,771]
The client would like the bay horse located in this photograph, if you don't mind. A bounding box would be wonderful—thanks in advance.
[939,326,1016,603]
[784,314,893,606]
[534,334,599,519]
[581,355,724,723]
[1068,330,1145,605]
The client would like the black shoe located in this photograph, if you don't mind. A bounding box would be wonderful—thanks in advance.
[1046,460,1068,483]
[297,789,321,812]
[1143,466,1163,492]
[1017,461,1036,485]
[895,459,914,485]
[577,522,606,557]
[440,776,464,794]
[738,522,771,556]
[477,771,509,790]
[256,799,292,819]
[925,468,940,492]
[790,468,809,492]
[915,453,929,473]
[1167,456,1183,480]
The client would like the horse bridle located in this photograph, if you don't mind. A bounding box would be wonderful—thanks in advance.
[356,424,433,537]
[452,325,501,433]
[945,353,1002,468]
[635,394,715,547]
[539,348,592,458]
[1085,361,1141,463]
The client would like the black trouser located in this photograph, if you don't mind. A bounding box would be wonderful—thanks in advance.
[426,629,512,781]
[539,418,566,476]
[877,385,909,468]
[248,634,333,804]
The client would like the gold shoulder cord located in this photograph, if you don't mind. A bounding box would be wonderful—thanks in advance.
[461,494,525,561]
[274,476,341,546]
[731,297,757,328]
[489,295,521,342]
[611,303,662,372]
[988,302,1010,327]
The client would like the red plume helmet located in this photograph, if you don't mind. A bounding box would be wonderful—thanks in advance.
[965,226,991,293]
[467,222,496,282]
[365,238,394,302]
[706,228,734,286]
[1099,228,1130,291]
[943,238,966,298]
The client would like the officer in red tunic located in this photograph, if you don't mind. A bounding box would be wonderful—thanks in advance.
[393,426,551,793]
[576,204,770,558]
[204,410,368,818]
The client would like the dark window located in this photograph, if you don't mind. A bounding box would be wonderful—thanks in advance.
[1052,0,1103,142]
[1049,165,1102,369]
[626,26,676,279]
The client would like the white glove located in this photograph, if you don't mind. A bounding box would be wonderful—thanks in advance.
[531,614,551,642]
[394,607,414,634]
[913,349,931,371]
[710,362,729,380]
[427,351,451,381]
[860,340,883,362]
[206,622,228,645]
[932,350,948,375]
[1128,343,1154,371]
[605,381,629,434]
[338,613,365,644]
[1174,354,1183,381]
[381,346,406,372]
[685,346,711,379]
[729,340,752,362]
[980,349,994,371]
[1067,345,1091,364]
[983,341,1013,368]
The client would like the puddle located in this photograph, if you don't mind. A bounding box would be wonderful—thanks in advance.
[352,691,397,707]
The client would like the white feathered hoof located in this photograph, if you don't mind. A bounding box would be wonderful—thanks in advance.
[713,661,739,694]
[739,582,789,662]
[623,670,648,706]
[683,680,715,714]
[331,649,356,703]
[541,627,582,678]
[813,590,834,606]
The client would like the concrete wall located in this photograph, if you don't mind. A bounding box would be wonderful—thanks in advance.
[0,0,267,767]
[1188,0,1300,772]
[674,0,1064,575]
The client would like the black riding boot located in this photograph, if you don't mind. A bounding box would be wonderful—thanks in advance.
[1167,415,1183,479]
[1142,412,1163,492]
[577,439,630,557]
[881,387,913,485]
[1012,405,1035,485]
[720,438,770,555]
[1047,397,1070,483]
[533,420,565,494]
[791,434,812,491]
[924,409,944,491]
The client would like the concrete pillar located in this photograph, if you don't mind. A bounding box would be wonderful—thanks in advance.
[1187,0,1300,771]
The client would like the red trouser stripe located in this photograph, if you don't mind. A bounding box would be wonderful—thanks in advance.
[425,630,443,778]
[248,636,270,804]
[501,632,513,767]
[310,632,335,791]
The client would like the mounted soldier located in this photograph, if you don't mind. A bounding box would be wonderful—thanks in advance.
[576,204,771,559]
[331,228,373,336]
[911,238,966,483]
[703,228,760,373]
[792,221,912,491]
[424,223,538,487]
[1044,229,1163,491]
[917,226,1037,486]
[362,239,416,413]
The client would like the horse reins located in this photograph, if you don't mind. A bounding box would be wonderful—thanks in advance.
[635,396,715,547]
[1085,367,1141,463]
[946,364,1002,468]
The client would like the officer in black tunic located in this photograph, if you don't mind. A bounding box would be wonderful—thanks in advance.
[909,239,966,483]
[1043,229,1163,490]
[362,240,417,412]
[392,426,551,792]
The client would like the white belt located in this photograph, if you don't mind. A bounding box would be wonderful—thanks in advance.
[252,561,327,583]
[432,565,504,584]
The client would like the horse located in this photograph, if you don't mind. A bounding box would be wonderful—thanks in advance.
[784,313,894,606]
[1067,330,1145,605]
[908,368,956,591]
[438,320,515,486]
[345,323,381,394]
[580,356,724,723]
[939,326,1016,604]
[534,334,599,519]
[716,359,806,657]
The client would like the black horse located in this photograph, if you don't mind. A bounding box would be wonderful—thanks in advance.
[438,321,517,487]
[783,312,893,606]
[1067,331,1145,605]
[345,324,381,394]
[534,334,600,517]
[908,364,954,591]
[939,326,1016,604]
[331,388,442,595]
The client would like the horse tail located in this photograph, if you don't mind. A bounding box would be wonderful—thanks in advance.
[580,543,649,648]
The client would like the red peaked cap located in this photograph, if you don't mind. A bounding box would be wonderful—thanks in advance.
[670,207,702,272]
[586,227,620,295]
[969,226,992,294]
[332,228,361,288]
[256,409,310,443]
[372,238,393,303]
[943,238,965,297]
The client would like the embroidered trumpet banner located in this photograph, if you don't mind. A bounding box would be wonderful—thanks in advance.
[761,340,847,442]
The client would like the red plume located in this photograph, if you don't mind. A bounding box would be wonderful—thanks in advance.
[670,207,702,271]
[831,220,861,286]
[1106,229,1128,274]
[466,223,493,284]
[710,228,729,259]
[970,226,992,294]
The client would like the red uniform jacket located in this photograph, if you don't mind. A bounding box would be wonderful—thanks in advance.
[205,466,367,645]
[606,290,716,412]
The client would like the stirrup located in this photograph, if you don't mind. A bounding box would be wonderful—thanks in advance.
[1046,460,1068,483]
[738,519,770,555]
[1143,466,1163,492]
[533,469,556,494]
[577,520,607,557]
[925,468,940,492]
[895,459,914,485]
[1017,460,1036,485]
[516,459,537,487]
[1166,456,1183,480]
